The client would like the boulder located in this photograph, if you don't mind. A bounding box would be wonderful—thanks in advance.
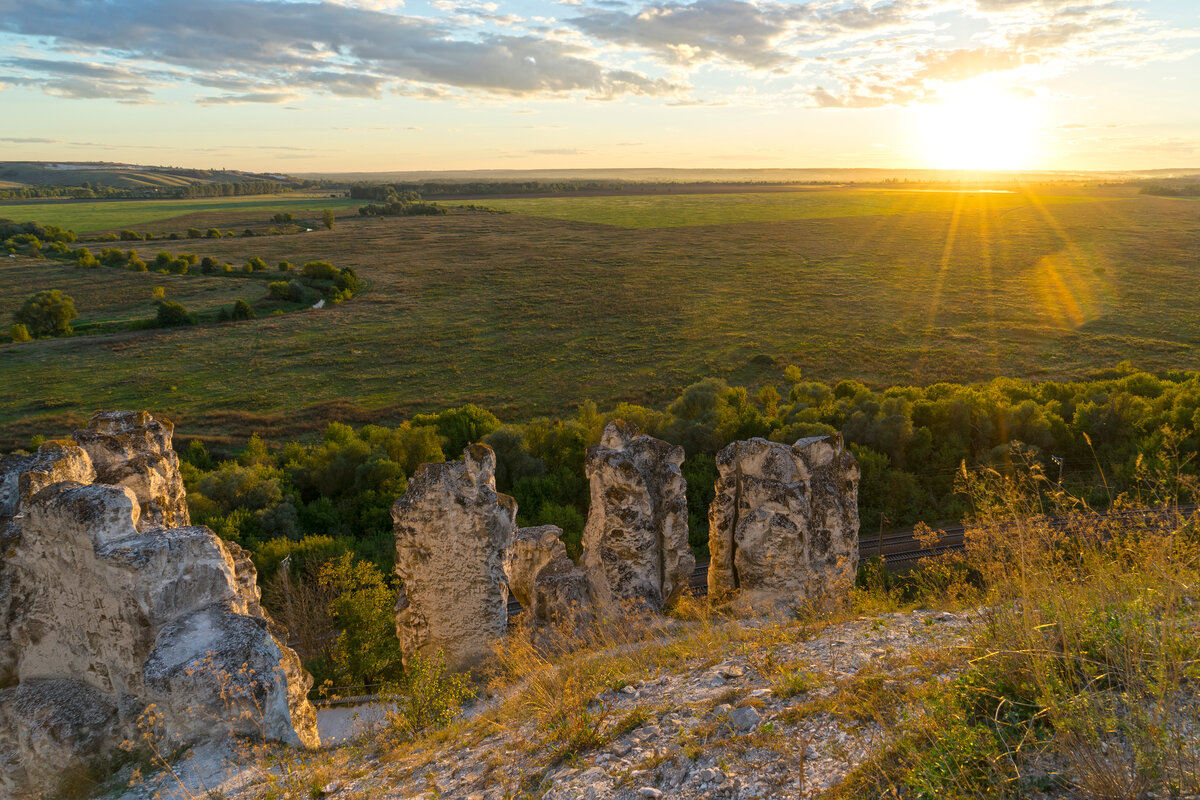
[506,525,568,608]
[528,555,592,631]
[707,434,859,605]
[580,421,694,612]
[0,412,317,798]
[392,444,516,672]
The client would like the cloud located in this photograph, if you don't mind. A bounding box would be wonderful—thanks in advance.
[0,0,677,101]
[196,92,300,105]
[0,137,62,143]
[0,0,1190,113]
[571,0,804,68]
[0,56,158,102]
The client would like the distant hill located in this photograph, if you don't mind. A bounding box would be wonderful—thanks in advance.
[0,161,295,190]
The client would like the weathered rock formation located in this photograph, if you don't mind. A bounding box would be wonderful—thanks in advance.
[506,525,591,633]
[707,434,859,605]
[528,555,592,632]
[506,525,568,609]
[0,413,317,799]
[392,444,516,672]
[581,421,694,612]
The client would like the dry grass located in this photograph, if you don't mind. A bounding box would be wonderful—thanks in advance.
[834,444,1200,799]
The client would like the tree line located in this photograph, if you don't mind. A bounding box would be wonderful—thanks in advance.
[163,364,1200,689]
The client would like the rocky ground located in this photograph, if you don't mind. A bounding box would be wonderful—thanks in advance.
[110,605,983,800]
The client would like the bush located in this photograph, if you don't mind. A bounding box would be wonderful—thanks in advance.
[247,256,268,272]
[278,260,291,272]
[302,260,338,280]
[13,289,78,337]
[156,300,191,327]
[9,323,31,343]
[267,281,292,301]
[186,228,201,239]
[231,299,254,321]
[206,228,221,238]
[119,230,142,241]
[127,257,147,272]
[200,256,218,274]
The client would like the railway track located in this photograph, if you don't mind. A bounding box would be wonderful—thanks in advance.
[509,504,1197,613]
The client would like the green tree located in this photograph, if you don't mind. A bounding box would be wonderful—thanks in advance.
[231,299,255,321]
[14,290,78,337]
[319,554,404,686]
[322,209,336,230]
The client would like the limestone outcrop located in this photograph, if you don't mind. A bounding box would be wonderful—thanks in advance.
[528,555,592,632]
[707,434,859,605]
[73,410,189,529]
[506,525,592,633]
[392,444,516,672]
[0,412,317,799]
[580,421,694,612]
[506,525,569,608]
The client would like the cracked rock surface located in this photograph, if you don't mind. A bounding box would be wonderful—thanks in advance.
[0,412,317,799]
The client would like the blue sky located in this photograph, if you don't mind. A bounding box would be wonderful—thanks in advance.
[1,0,1197,171]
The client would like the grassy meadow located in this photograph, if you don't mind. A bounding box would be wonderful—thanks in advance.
[480,186,1102,228]
[2,183,1199,446]
[0,193,360,232]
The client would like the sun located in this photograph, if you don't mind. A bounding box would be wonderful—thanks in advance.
[913,81,1042,171]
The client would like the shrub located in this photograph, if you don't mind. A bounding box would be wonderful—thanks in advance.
[186,228,201,239]
[206,228,221,238]
[231,299,254,321]
[156,300,191,327]
[74,248,100,269]
[267,281,292,301]
[9,323,31,343]
[302,260,338,280]
[127,256,147,272]
[247,256,268,272]
[200,256,218,274]
[381,650,473,741]
[119,230,142,241]
[278,260,291,272]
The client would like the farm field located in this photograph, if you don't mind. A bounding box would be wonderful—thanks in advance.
[2,184,1199,447]
[0,193,359,232]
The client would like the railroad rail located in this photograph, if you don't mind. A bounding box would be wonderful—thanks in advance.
[507,503,1197,613]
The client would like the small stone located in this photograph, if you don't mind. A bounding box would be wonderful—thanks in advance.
[716,664,744,679]
[713,703,732,716]
[638,788,663,799]
[729,705,761,732]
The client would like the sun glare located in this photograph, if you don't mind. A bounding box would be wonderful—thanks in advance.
[914,81,1042,171]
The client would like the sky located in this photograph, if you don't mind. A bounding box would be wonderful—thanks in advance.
[0,0,1198,173]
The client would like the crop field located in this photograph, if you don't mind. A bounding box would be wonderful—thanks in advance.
[1,184,1199,447]
[480,187,1103,228]
[0,194,360,232]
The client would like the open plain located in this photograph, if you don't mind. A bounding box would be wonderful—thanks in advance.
[3,184,1200,446]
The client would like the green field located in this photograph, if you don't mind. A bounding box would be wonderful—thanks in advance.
[481,187,1101,228]
[0,194,360,232]
[0,258,271,330]
[2,184,1199,447]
